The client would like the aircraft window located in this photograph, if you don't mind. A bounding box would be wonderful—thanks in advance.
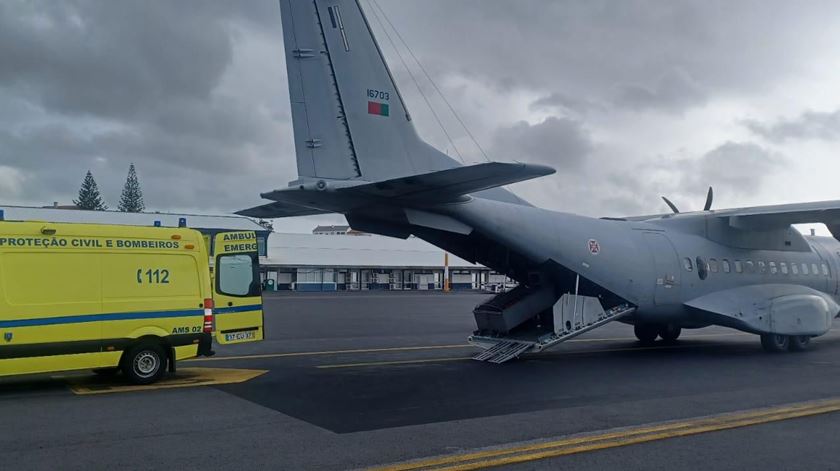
[791,263,799,275]
[769,261,778,274]
[822,263,830,276]
[801,263,809,275]
[696,256,708,280]
[709,258,719,273]
[734,260,743,273]
[812,263,820,275]
[758,261,766,274]
[745,260,755,273]
[722,259,731,273]
[683,258,693,272]
[780,262,788,275]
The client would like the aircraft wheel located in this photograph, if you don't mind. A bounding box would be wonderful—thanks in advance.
[788,335,811,352]
[658,324,682,343]
[760,334,790,353]
[634,324,659,344]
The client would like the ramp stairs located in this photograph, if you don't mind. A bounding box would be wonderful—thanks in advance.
[471,301,636,363]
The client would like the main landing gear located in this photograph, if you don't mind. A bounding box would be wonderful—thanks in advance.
[760,334,811,353]
[634,323,682,345]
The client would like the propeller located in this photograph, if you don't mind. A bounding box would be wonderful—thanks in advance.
[661,186,714,214]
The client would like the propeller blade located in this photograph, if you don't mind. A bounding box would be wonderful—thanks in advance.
[662,196,680,214]
[703,186,714,211]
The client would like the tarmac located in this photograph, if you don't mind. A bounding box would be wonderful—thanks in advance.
[3,290,840,470]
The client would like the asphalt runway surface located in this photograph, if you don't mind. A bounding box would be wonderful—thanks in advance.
[3,291,840,470]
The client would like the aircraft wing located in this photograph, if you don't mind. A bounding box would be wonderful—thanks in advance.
[710,200,840,231]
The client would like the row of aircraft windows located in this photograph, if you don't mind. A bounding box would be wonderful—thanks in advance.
[683,256,830,280]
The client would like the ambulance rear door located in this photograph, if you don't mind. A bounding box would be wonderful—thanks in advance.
[212,231,264,344]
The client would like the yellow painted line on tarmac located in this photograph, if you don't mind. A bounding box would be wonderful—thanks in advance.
[186,333,747,365]
[316,341,733,369]
[187,344,473,363]
[317,357,473,369]
[369,398,840,471]
[67,367,267,395]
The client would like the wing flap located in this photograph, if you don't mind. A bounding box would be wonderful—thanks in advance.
[235,200,331,219]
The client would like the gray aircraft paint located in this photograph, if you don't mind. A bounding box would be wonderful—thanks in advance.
[240,0,840,352]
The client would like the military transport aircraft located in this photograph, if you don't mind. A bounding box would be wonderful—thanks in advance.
[239,0,840,362]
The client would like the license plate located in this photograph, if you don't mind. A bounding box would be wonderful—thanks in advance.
[225,331,256,342]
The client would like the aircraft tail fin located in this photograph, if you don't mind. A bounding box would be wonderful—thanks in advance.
[280,0,462,183]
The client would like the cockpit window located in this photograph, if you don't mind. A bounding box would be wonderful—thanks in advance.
[801,263,809,275]
[722,259,731,273]
[683,257,693,272]
[822,263,830,276]
[709,258,719,273]
[745,260,755,273]
[780,262,788,275]
[769,261,778,274]
[734,260,743,273]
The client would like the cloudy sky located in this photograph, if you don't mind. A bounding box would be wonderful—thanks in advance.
[2,0,840,232]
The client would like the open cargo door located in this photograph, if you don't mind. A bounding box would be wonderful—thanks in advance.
[213,231,264,344]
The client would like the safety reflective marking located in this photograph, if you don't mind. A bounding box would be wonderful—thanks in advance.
[0,308,204,328]
[369,398,840,471]
[66,367,267,395]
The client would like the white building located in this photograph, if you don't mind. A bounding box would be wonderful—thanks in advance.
[1,205,507,291]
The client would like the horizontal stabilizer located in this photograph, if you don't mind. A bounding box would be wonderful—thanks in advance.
[236,200,331,219]
[345,162,555,202]
[244,162,555,219]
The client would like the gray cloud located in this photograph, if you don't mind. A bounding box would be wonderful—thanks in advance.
[744,109,840,142]
[492,117,593,168]
[613,68,707,113]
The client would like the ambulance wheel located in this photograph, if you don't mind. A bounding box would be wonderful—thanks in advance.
[122,342,166,385]
[788,335,811,352]
[658,324,681,343]
[634,324,659,344]
[760,334,789,353]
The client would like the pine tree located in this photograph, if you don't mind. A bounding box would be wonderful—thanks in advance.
[73,170,108,210]
[118,163,145,212]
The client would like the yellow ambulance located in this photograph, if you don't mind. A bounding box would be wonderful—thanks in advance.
[0,221,264,384]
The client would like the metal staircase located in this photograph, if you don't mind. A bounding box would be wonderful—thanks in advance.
[472,340,534,363]
[470,297,636,363]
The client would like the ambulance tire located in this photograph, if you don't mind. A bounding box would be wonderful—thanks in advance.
[122,341,167,385]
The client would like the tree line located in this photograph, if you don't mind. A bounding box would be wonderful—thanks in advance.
[74,163,145,212]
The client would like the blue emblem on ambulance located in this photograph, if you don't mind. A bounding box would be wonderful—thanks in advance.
[3,332,12,342]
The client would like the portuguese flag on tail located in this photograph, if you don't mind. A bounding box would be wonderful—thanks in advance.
[368,101,389,117]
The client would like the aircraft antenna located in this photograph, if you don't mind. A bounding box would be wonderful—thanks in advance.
[364,1,466,164]
[368,0,492,164]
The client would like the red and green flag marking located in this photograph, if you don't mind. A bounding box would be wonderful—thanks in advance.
[368,101,389,117]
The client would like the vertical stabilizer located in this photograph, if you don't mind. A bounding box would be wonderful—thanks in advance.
[280,0,460,182]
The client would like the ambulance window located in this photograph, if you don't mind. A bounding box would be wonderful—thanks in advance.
[217,254,259,297]
[722,259,731,273]
[812,263,820,276]
[683,257,693,272]
[709,258,719,273]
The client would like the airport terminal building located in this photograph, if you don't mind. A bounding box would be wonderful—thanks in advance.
[1,206,502,292]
